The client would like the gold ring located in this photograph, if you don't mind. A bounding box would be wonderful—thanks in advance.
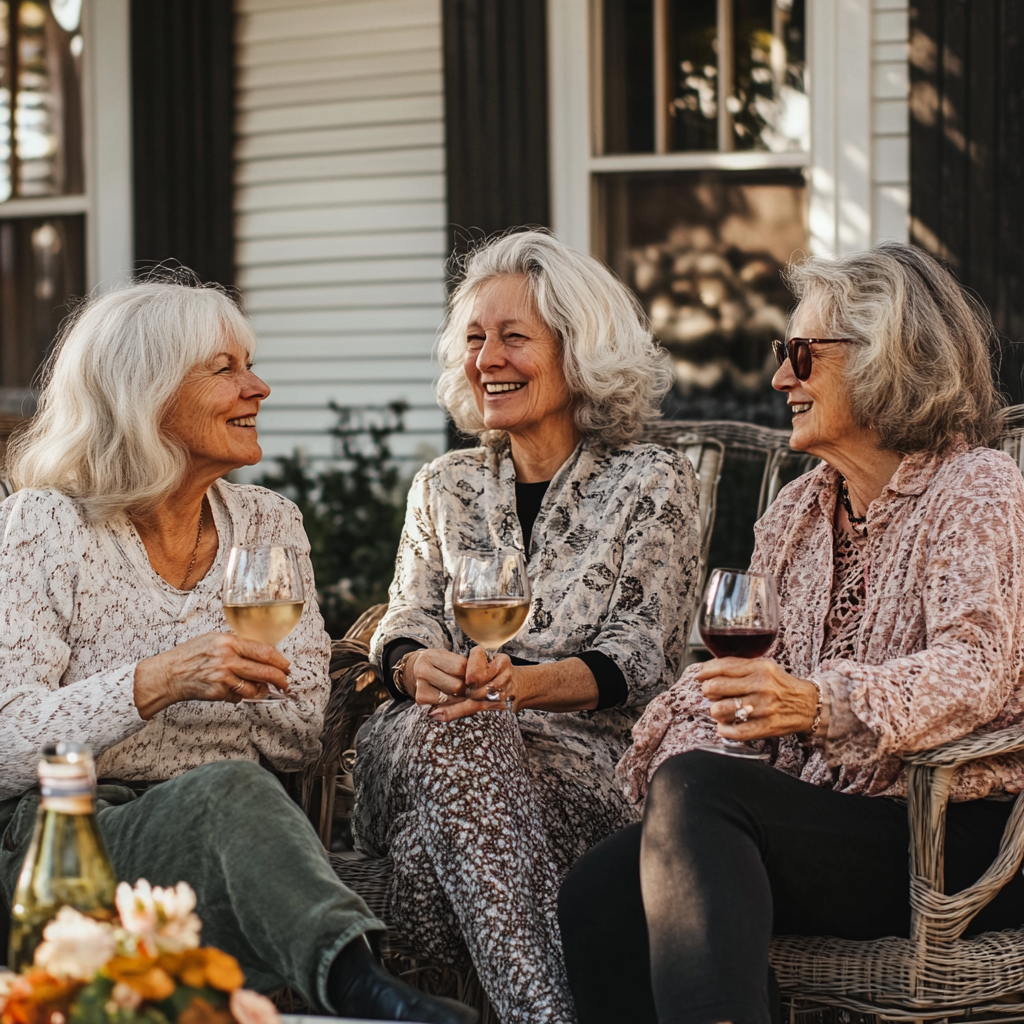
[437,692,449,706]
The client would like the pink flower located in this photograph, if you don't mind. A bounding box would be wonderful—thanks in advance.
[229,988,282,1024]
[34,907,117,980]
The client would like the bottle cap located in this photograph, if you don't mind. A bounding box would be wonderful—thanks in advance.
[38,743,97,806]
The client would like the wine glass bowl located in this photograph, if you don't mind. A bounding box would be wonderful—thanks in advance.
[696,568,779,759]
[222,545,305,701]
[453,549,531,705]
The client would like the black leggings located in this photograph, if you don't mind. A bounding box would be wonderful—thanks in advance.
[558,751,1024,1024]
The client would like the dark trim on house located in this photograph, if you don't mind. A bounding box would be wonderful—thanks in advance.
[442,0,551,256]
[130,0,236,288]
[910,0,1024,402]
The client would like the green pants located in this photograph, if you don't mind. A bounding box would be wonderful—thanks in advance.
[0,760,385,1008]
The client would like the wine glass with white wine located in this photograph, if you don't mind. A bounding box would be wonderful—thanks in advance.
[453,549,531,709]
[222,545,305,702]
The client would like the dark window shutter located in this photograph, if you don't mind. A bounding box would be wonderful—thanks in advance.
[442,0,551,255]
[910,0,1024,402]
[130,0,236,288]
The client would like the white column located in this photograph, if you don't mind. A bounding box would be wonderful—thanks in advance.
[809,0,873,255]
[83,0,134,290]
[547,0,591,252]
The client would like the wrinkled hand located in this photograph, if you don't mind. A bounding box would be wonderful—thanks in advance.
[696,657,822,739]
[406,648,469,708]
[425,647,514,722]
[134,632,291,719]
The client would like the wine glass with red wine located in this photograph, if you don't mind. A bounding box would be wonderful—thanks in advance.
[696,568,780,760]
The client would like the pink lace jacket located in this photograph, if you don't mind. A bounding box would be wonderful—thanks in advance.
[617,444,1024,805]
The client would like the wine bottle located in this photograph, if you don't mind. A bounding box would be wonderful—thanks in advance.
[8,743,118,971]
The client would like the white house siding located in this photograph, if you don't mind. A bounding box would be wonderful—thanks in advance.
[234,0,449,474]
[871,0,910,244]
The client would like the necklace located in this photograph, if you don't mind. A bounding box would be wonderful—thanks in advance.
[840,477,868,527]
[179,503,205,589]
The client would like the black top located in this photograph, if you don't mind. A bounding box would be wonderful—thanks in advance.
[383,479,628,709]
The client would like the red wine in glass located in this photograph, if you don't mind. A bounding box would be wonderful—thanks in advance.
[699,627,776,660]
[696,569,780,760]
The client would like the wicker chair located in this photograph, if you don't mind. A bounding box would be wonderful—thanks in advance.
[770,727,1024,1021]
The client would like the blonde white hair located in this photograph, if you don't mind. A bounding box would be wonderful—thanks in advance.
[436,230,673,448]
[785,241,1003,452]
[7,279,257,521]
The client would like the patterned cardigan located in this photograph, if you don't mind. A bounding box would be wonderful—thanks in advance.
[370,438,701,763]
[0,480,331,800]
[618,444,1024,804]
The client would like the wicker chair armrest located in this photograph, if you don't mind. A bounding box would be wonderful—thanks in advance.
[903,726,1024,768]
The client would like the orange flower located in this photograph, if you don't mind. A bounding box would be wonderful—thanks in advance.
[159,949,243,993]
[0,971,78,1024]
[105,955,175,1002]
[178,997,234,1024]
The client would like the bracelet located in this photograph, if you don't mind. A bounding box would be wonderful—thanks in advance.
[808,677,824,736]
[393,651,417,698]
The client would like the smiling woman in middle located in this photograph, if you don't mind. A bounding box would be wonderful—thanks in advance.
[350,230,702,1024]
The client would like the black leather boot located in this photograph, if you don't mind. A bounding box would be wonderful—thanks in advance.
[327,935,479,1024]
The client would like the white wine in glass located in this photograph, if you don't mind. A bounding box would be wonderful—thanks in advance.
[222,545,305,701]
[453,549,531,706]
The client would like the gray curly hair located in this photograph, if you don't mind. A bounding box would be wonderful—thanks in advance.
[435,230,674,449]
[784,241,1003,452]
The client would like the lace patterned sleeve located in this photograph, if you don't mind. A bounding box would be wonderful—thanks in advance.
[0,492,146,799]
[815,465,1024,765]
[589,447,701,705]
[370,465,451,666]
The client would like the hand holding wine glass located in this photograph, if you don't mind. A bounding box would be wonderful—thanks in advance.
[695,568,779,759]
[222,545,305,702]
[452,549,531,710]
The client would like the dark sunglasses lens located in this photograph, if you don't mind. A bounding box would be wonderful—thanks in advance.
[794,342,812,380]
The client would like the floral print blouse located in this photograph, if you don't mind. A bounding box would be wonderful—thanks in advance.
[618,444,1024,804]
[0,480,331,800]
[370,438,701,756]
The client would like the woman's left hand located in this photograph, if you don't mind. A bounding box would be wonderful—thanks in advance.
[428,646,515,722]
[696,657,825,739]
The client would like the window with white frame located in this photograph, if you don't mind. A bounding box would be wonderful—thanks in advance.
[558,0,812,425]
[0,0,86,401]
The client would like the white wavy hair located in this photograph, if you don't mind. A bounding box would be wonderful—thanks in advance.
[7,278,257,521]
[436,230,674,448]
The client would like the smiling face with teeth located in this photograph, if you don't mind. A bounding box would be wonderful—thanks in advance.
[463,274,579,467]
[163,334,270,479]
[772,300,872,461]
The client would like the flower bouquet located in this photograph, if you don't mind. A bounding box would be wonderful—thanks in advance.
[1,881,280,1024]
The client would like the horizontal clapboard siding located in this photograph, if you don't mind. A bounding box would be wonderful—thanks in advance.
[234,0,448,473]
[872,0,909,243]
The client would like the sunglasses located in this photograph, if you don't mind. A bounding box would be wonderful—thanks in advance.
[772,337,855,381]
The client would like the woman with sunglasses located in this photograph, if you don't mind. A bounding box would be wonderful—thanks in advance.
[557,241,1024,1024]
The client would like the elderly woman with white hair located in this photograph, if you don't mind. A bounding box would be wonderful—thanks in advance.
[558,242,1024,1024]
[0,280,476,1024]
[352,230,701,1024]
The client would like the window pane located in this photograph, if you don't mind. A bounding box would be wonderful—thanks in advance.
[668,0,719,152]
[596,169,806,427]
[730,0,807,152]
[0,214,84,389]
[0,0,84,200]
[602,0,655,154]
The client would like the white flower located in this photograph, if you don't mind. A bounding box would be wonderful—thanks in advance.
[34,907,117,981]
[117,878,201,954]
[108,982,143,1012]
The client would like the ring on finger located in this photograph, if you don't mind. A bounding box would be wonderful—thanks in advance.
[734,702,754,724]
[437,691,449,706]
[485,688,502,702]
[232,682,245,694]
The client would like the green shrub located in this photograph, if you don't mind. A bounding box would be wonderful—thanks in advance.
[255,401,411,638]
